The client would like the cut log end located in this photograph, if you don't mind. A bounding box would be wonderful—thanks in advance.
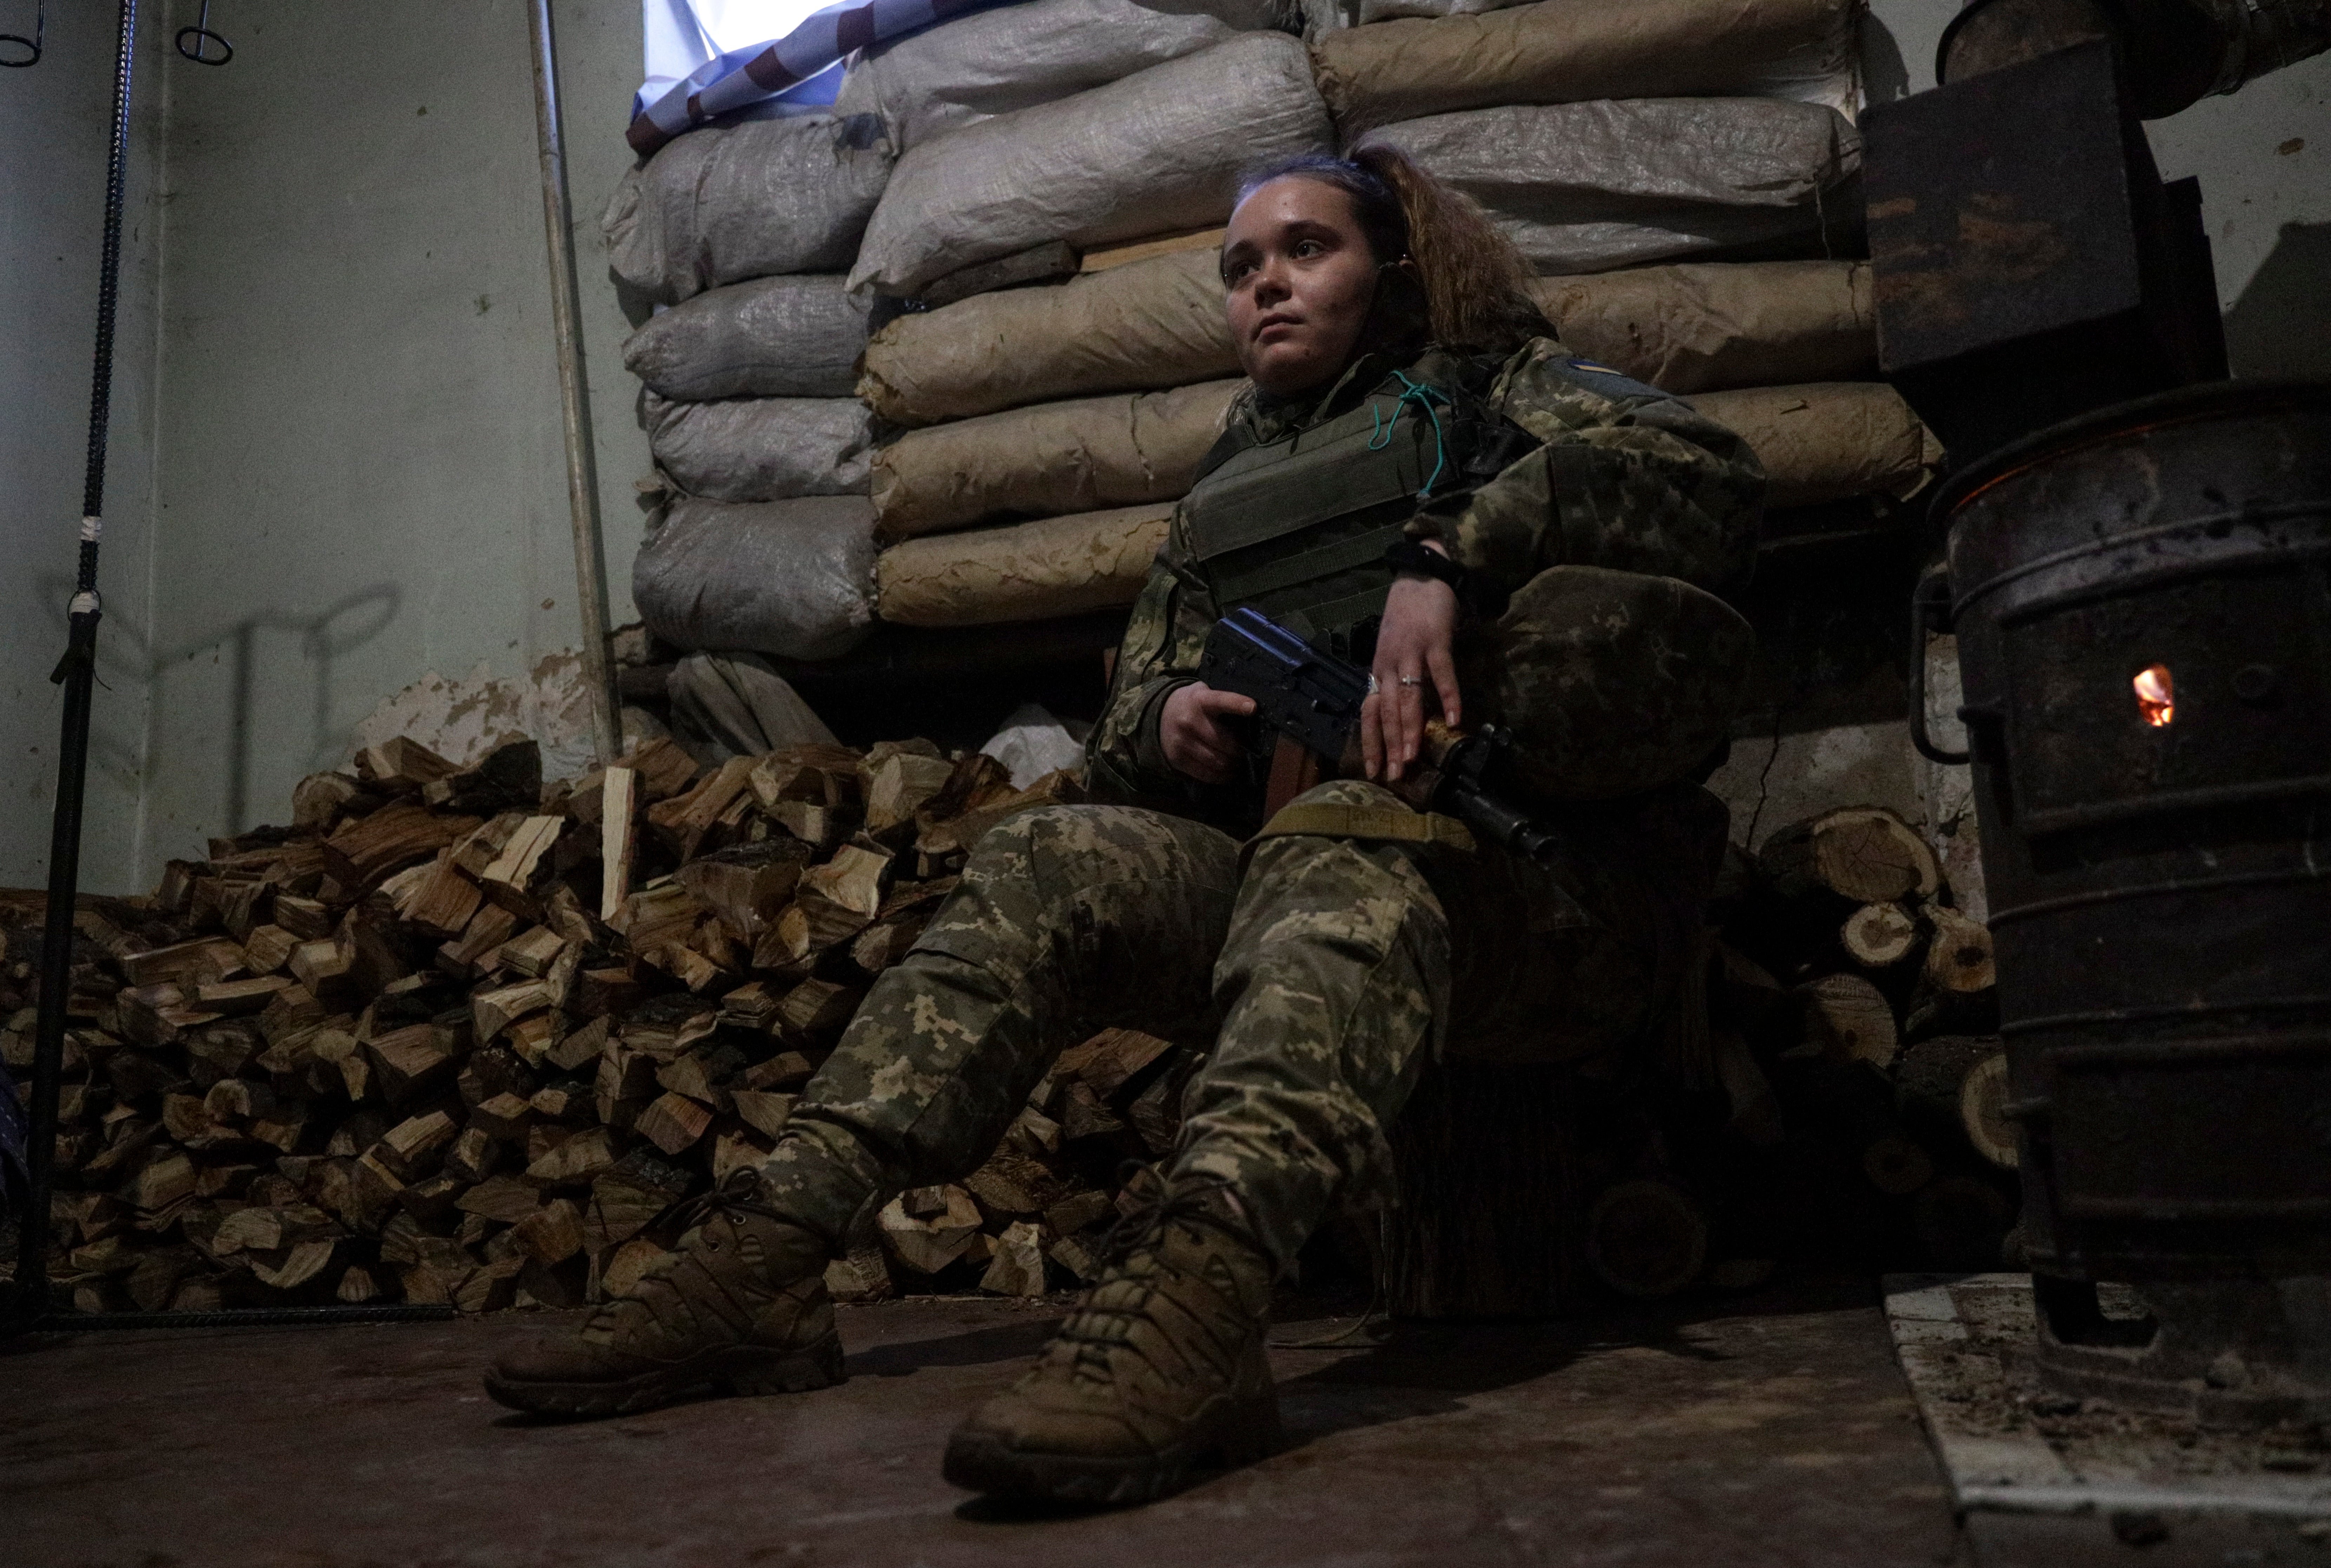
[1840,902,1918,968]
[1585,1180,1708,1299]
[1959,1053,2018,1170]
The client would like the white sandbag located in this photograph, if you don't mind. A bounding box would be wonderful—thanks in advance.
[834,0,1281,151]
[980,703,1094,789]
[642,393,876,503]
[603,115,894,305]
[871,379,1243,538]
[622,275,869,401]
[634,496,878,660]
[859,249,1238,425]
[1685,383,1943,509]
[1359,99,1860,276]
[1526,261,1876,394]
[875,503,1174,626]
[1318,0,1861,131]
[849,33,1331,299]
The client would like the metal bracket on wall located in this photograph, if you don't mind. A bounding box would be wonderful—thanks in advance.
[176,0,229,64]
[0,0,41,67]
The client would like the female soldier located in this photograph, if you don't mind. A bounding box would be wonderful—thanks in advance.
[486,147,1764,1505]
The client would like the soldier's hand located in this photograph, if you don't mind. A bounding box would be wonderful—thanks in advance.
[1161,683,1258,785]
[1365,559,1462,783]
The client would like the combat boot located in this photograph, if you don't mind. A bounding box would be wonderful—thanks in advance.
[483,1169,843,1418]
[943,1170,1281,1504]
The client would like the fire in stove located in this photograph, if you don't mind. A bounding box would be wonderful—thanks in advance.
[2133,663,2174,727]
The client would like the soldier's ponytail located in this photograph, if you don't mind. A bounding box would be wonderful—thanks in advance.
[1236,145,1543,356]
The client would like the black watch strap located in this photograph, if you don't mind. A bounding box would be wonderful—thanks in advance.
[1384,538,1501,618]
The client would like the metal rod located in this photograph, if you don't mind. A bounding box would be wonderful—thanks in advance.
[527,0,623,767]
[8,0,138,1337]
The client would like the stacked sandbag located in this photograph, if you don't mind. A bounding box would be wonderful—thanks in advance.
[877,502,1176,627]
[1314,0,1864,131]
[604,116,893,305]
[1358,98,1859,276]
[640,395,876,504]
[1525,261,1875,395]
[1686,384,1942,510]
[634,497,879,662]
[623,276,869,401]
[850,32,1333,298]
[604,115,894,630]
[859,248,1238,426]
[835,0,1283,151]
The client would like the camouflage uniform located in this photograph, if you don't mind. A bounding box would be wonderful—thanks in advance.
[762,337,1763,1271]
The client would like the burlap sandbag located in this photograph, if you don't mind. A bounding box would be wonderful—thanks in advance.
[1458,565,1755,801]
[859,250,1238,425]
[871,379,1243,538]
[623,275,868,401]
[1359,99,1860,276]
[1316,0,1860,133]
[634,497,878,660]
[642,393,876,503]
[1526,261,1875,395]
[604,115,893,305]
[834,0,1278,151]
[1686,383,1943,509]
[849,34,1331,298]
[876,503,1174,626]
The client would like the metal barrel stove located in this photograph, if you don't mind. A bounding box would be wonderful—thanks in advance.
[1925,379,2331,1416]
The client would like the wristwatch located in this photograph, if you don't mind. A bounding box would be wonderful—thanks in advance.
[1383,538,1499,618]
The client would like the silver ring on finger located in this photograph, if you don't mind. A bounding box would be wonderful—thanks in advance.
[1398,675,1425,687]
[1366,673,1380,694]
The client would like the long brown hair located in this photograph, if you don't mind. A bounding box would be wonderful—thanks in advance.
[1235,144,1543,357]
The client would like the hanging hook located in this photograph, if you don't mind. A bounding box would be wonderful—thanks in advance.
[177,0,231,65]
[0,0,42,68]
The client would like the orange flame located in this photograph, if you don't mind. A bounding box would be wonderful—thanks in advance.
[2135,664,2174,727]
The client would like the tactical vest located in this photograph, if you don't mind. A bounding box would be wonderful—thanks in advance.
[1178,353,1660,660]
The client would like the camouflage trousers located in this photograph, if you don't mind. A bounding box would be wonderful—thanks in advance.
[760,779,1698,1270]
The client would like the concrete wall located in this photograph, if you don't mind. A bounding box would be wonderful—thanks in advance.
[127,0,648,881]
[0,4,165,894]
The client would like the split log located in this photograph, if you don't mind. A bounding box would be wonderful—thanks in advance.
[324,804,480,892]
[599,766,638,922]
[878,1185,983,1274]
[980,1219,1049,1298]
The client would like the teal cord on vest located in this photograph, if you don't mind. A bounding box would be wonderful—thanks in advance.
[1366,372,1454,500]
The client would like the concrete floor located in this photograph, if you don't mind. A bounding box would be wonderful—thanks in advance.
[2,1274,1972,1568]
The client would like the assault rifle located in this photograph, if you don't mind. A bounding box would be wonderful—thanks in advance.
[1199,606,1561,864]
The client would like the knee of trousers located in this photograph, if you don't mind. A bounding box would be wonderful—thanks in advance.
[1216,781,1457,1059]
[925,802,1242,979]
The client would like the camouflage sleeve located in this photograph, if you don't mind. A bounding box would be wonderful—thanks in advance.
[1407,339,1765,600]
[1083,517,1220,806]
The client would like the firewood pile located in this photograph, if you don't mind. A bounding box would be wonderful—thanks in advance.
[1699,805,2018,1281]
[0,733,1197,1317]
[2,728,2015,1319]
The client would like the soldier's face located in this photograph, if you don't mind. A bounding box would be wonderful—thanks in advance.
[1221,178,1384,397]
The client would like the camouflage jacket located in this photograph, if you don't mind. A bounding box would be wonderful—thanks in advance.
[1084,337,1766,827]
